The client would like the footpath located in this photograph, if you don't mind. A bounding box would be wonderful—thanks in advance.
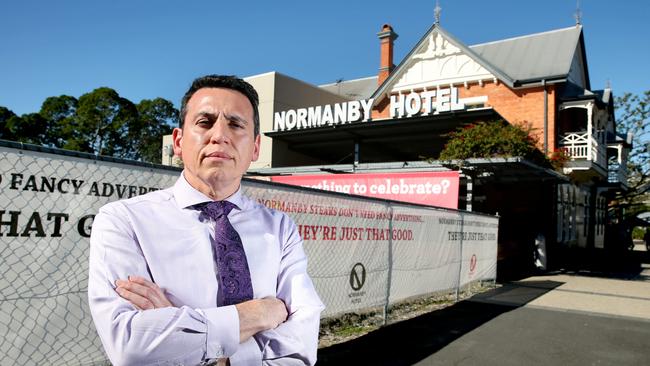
[317,244,650,365]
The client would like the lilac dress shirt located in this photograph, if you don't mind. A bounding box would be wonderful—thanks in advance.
[88,173,325,366]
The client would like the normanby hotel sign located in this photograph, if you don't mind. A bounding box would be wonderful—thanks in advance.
[273,86,471,132]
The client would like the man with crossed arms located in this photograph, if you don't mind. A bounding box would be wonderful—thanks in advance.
[88,75,324,365]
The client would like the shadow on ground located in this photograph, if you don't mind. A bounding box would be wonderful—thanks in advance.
[317,280,563,366]
[317,246,650,365]
[557,247,649,280]
[499,246,650,282]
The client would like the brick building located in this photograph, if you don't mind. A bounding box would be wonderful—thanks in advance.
[163,21,631,277]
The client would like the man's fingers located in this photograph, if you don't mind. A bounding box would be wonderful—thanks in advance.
[127,276,170,306]
[115,287,154,310]
[116,279,154,299]
[115,277,172,309]
[127,275,157,289]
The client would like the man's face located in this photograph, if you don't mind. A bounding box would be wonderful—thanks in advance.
[172,87,260,198]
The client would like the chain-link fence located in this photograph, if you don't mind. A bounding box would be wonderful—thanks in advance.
[0,143,179,365]
[0,141,497,365]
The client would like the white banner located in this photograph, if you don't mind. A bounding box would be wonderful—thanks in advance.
[388,205,463,304]
[244,182,390,317]
[457,215,499,287]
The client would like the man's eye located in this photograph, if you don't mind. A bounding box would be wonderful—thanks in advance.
[197,120,209,126]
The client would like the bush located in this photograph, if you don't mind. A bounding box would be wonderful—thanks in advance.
[438,120,550,167]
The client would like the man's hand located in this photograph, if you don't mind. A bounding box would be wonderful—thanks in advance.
[235,297,288,342]
[114,276,173,310]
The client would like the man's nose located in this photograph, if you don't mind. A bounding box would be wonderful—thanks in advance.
[208,119,230,144]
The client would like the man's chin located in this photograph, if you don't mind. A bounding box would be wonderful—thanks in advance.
[200,171,241,186]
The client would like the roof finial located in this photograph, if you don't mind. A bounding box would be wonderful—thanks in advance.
[606,78,611,89]
[434,0,442,25]
[574,0,582,25]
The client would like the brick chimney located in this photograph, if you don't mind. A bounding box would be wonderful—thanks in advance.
[377,24,398,85]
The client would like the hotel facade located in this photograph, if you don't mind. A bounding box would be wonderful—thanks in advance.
[163,21,630,275]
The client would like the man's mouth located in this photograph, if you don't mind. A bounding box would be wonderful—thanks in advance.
[204,151,233,161]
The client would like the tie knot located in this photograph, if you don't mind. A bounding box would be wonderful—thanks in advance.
[199,200,237,221]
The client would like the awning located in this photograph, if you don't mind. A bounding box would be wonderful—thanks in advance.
[248,157,567,184]
[265,108,500,164]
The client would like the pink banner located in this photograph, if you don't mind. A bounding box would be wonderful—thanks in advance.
[271,172,459,209]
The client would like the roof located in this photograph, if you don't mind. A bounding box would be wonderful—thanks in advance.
[594,88,613,105]
[320,76,378,100]
[372,24,516,99]
[606,131,633,146]
[370,24,587,101]
[470,25,586,86]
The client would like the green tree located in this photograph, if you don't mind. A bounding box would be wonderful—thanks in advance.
[39,95,78,147]
[3,91,177,164]
[438,120,549,167]
[74,87,139,158]
[136,98,177,164]
[4,113,49,144]
[0,106,18,140]
[610,90,650,218]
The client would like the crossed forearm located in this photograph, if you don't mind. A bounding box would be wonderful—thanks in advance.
[115,276,288,343]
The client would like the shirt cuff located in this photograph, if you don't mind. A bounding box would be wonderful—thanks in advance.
[200,305,240,359]
[229,337,262,366]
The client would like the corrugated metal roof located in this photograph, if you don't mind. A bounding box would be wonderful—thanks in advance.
[470,26,583,83]
[320,76,378,100]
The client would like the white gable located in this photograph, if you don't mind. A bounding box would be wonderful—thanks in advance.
[391,32,494,93]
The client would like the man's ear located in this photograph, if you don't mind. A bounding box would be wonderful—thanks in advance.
[252,134,261,162]
[172,128,183,157]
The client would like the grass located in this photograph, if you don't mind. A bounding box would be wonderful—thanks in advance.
[318,280,496,348]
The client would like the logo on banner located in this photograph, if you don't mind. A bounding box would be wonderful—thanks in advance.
[349,263,366,291]
[469,254,477,276]
[348,262,367,304]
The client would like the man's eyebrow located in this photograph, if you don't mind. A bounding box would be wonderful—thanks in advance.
[191,110,249,125]
[223,112,249,125]
[193,111,219,120]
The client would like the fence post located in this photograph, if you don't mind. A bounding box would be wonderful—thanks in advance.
[455,212,464,302]
[383,203,394,325]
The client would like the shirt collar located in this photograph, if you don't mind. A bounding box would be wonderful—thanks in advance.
[173,171,245,210]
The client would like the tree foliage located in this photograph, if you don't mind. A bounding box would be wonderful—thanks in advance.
[438,120,549,167]
[0,106,18,140]
[75,87,140,158]
[7,113,49,144]
[0,89,178,164]
[40,95,78,147]
[136,98,176,164]
[610,90,650,218]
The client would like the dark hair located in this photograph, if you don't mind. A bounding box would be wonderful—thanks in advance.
[179,74,259,136]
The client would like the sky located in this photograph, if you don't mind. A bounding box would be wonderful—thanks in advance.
[1,0,648,116]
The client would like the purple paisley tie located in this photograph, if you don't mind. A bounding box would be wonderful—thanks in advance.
[199,201,253,306]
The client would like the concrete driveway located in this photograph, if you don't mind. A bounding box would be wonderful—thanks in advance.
[317,248,650,365]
